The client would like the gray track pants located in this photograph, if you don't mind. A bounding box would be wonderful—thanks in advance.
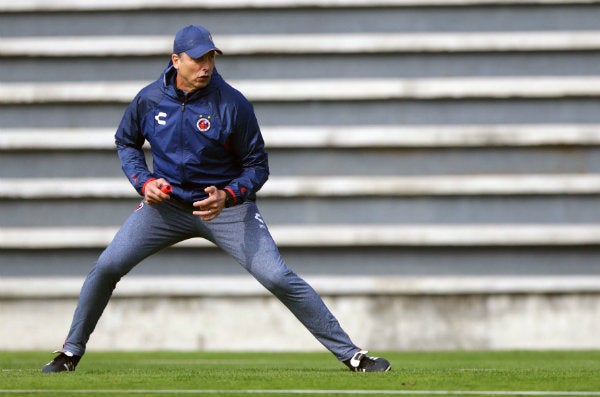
[63,198,359,361]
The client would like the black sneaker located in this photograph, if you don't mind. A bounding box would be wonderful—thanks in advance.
[42,350,81,373]
[343,350,391,372]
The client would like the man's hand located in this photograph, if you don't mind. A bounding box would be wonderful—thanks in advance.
[193,186,226,221]
[143,178,171,205]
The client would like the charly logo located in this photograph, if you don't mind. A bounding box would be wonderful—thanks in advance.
[255,213,266,229]
[155,112,167,125]
[197,115,211,132]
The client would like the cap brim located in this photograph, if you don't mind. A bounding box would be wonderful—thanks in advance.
[185,46,223,59]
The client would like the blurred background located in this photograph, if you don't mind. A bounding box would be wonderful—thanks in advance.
[1,0,599,352]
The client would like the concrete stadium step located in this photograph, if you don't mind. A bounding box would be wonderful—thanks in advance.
[4,0,600,13]
[4,98,597,128]
[4,77,600,104]
[6,145,600,178]
[3,175,600,199]
[3,170,600,226]
[3,274,600,299]
[1,1,599,36]
[2,242,599,277]
[3,224,600,249]
[3,176,600,227]
[4,124,600,149]
[4,32,598,81]
[4,194,600,227]
[5,51,599,82]
[3,126,600,178]
[4,78,599,128]
[5,31,600,56]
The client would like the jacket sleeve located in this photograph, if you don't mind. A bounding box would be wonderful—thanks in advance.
[224,102,269,205]
[114,95,154,196]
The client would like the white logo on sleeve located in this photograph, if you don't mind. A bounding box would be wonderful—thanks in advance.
[255,213,266,229]
[155,112,167,125]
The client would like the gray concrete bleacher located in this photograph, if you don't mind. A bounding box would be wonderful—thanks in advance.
[2,0,600,351]
[2,0,600,277]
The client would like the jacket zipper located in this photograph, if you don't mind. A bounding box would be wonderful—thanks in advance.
[178,97,188,187]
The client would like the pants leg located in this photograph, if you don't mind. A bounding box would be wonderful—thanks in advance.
[63,200,196,356]
[203,202,359,362]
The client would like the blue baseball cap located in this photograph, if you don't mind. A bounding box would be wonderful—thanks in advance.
[173,25,223,58]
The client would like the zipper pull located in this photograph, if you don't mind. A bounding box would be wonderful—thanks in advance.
[181,93,188,111]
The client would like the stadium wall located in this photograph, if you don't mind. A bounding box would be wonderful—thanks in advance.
[2,276,599,351]
[3,0,600,353]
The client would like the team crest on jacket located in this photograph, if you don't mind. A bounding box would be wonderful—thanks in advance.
[197,115,211,132]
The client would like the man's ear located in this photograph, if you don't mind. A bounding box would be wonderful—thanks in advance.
[171,53,180,69]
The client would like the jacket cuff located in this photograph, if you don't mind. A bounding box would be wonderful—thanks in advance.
[141,178,157,195]
[223,187,237,208]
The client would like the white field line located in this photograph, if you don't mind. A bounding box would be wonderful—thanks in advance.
[0,390,599,395]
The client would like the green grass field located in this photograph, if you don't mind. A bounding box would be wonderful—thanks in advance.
[1,351,599,396]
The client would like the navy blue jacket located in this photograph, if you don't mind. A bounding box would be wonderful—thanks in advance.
[115,63,269,205]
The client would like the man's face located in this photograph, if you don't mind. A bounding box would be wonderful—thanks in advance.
[172,51,216,92]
